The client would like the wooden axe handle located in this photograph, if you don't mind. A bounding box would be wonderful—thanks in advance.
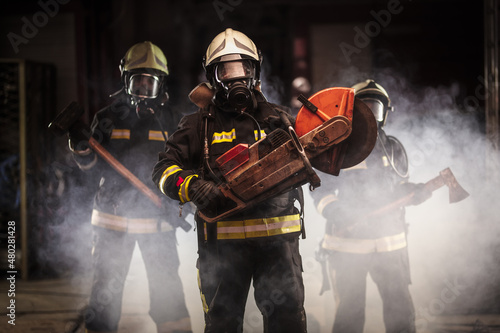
[366,171,447,218]
[88,137,162,208]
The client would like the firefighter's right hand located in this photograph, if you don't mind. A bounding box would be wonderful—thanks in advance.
[188,179,225,217]
[68,122,91,152]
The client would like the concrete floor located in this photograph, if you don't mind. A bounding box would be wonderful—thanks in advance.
[1,272,500,333]
[1,222,499,333]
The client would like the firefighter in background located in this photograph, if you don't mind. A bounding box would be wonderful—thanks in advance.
[69,41,192,333]
[312,79,431,333]
[152,28,307,333]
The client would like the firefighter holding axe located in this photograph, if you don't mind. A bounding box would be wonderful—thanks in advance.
[50,42,192,333]
[311,79,468,333]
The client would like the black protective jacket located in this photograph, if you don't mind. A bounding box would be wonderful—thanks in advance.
[74,96,181,220]
[311,129,413,239]
[152,91,302,225]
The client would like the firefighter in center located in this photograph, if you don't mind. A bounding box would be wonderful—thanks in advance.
[152,28,308,332]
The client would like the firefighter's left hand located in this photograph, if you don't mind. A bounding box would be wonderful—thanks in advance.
[408,183,432,206]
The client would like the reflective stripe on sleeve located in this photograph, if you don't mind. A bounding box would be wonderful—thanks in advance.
[91,209,173,233]
[317,194,338,215]
[205,214,301,239]
[149,130,168,141]
[322,232,407,254]
[159,165,182,195]
[178,174,198,203]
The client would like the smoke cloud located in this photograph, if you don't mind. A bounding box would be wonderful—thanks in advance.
[296,65,500,332]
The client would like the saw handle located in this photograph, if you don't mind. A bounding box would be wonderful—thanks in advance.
[297,94,331,122]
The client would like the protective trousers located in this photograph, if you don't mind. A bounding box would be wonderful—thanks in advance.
[198,236,307,333]
[85,227,190,332]
[329,249,415,333]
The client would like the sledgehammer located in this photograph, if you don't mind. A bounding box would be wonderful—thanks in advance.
[48,101,162,208]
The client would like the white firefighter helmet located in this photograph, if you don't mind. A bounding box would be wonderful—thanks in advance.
[352,79,393,127]
[204,28,261,67]
[203,28,262,87]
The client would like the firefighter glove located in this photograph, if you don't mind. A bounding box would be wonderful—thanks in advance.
[400,182,432,206]
[188,179,225,217]
[68,122,91,152]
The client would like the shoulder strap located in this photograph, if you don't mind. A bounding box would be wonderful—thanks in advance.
[199,105,219,181]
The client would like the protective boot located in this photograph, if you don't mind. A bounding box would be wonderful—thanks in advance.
[156,316,192,333]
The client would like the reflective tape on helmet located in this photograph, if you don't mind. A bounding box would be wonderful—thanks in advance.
[91,209,173,233]
[322,232,407,254]
[159,165,182,195]
[178,174,198,203]
[205,214,301,240]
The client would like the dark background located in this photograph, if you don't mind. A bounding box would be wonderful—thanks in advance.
[0,0,487,119]
[1,0,499,331]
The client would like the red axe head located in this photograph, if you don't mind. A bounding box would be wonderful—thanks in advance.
[440,168,469,203]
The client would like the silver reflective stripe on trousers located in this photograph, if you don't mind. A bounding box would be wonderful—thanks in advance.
[322,232,407,254]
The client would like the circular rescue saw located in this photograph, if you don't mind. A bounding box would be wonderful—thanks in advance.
[190,86,377,222]
[295,87,378,175]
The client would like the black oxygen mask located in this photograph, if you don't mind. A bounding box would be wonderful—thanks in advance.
[214,60,256,113]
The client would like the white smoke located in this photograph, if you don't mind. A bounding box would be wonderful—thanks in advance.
[298,66,500,332]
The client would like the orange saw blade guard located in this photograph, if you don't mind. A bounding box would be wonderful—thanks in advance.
[295,87,354,137]
[294,87,377,175]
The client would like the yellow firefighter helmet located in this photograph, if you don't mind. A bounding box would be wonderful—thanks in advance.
[120,41,169,76]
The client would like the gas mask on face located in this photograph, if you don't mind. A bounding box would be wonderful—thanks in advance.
[214,60,257,112]
[360,97,392,128]
[126,73,164,118]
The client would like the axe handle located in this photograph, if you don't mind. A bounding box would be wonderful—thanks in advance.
[366,173,445,218]
[88,137,162,208]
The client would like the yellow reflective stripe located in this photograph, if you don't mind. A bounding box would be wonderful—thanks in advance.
[77,154,98,171]
[149,130,168,141]
[317,194,338,215]
[178,174,198,203]
[254,129,267,141]
[206,214,301,239]
[212,129,236,144]
[111,129,130,139]
[382,155,389,167]
[197,269,209,314]
[322,232,407,254]
[159,165,182,195]
[91,209,173,233]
